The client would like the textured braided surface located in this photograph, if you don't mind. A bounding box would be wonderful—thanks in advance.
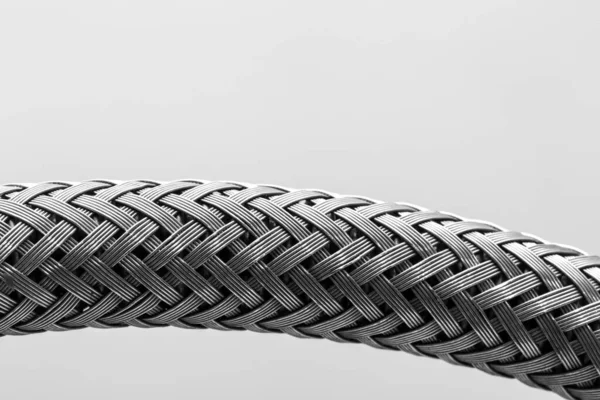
[1,180,600,399]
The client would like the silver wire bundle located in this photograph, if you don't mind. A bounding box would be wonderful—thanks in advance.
[1,179,599,399]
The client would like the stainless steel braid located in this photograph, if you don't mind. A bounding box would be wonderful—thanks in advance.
[1,179,599,399]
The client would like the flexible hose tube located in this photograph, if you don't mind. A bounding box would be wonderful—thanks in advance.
[0,179,598,399]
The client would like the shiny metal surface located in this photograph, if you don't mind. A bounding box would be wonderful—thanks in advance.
[0,179,599,399]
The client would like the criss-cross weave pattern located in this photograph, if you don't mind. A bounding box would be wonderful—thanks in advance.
[1,180,600,399]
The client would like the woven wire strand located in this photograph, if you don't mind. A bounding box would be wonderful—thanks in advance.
[1,179,600,399]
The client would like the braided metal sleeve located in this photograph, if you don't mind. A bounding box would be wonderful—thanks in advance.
[1,180,600,399]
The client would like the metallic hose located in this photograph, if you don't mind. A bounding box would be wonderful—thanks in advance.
[0,179,598,399]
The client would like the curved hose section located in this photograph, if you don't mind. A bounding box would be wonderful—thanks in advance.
[0,179,599,399]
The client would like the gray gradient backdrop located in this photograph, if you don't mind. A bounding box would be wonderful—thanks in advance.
[1,1,599,399]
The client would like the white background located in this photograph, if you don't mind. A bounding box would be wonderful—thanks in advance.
[1,1,599,399]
